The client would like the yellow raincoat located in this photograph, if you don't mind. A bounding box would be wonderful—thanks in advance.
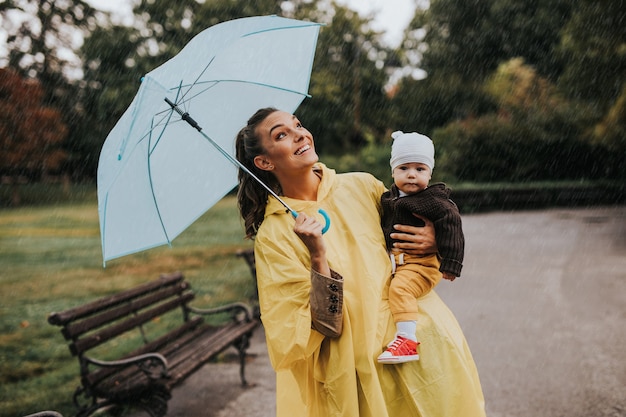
[254,164,485,417]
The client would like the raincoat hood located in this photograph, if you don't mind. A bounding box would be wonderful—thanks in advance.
[264,162,335,220]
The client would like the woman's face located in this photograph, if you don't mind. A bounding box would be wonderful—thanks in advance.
[253,111,318,174]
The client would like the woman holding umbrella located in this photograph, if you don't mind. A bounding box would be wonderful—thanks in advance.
[235,108,485,416]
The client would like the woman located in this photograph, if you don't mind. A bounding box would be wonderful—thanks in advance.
[235,108,485,417]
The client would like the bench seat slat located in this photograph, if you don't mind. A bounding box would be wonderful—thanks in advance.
[165,320,258,386]
[89,320,257,398]
[84,316,204,387]
[89,320,235,388]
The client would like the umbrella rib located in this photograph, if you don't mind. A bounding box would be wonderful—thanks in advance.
[168,79,311,114]
[147,82,187,155]
[242,21,322,37]
[146,104,180,247]
[172,56,217,110]
[179,79,311,97]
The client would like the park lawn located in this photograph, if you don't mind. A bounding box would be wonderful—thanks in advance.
[0,195,255,417]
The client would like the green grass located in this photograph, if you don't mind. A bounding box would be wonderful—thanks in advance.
[0,194,255,416]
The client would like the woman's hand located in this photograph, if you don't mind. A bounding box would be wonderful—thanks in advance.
[294,212,330,276]
[390,214,437,255]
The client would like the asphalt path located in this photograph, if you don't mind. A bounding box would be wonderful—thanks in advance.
[158,206,626,417]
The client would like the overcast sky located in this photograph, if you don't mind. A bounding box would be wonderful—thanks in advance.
[84,0,417,47]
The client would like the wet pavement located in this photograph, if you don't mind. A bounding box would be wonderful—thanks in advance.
[159,206,626,417]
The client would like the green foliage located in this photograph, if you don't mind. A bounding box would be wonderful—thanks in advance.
[434,115,605,182]
[557,0,626,109]
[394,0,575,140]
[1,0,100,82]
[0,182,94,208]
[410,0,498,80]
[590,84,626,178]
[298,2,393,153]
[321,140,393,186]
[390,72,496,135]
[1,0,624,186]
[433,59,606,181]
[407,0,572,81]
[75,24,148,178]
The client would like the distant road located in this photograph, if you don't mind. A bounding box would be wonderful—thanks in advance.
[438,206,626,417]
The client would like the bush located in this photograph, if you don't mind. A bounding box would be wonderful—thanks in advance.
[433,115,607,182]
[431,58,617,183]
[321,142,395,186]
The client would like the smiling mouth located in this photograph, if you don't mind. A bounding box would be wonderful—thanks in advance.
[295,144,311,155]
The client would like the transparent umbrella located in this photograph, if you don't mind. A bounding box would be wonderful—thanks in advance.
[97,15,325,265]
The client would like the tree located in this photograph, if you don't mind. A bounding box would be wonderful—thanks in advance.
[74,24,146,179]
[1,0,104,179]
[557,0,626,111]
[434,59,599,182]
[0,68,67,203]
[487,0,572,81]
[590,84,626,178]
[392,0,573,135]
[404,0,572,81]
[1,0,104,110]
[296,1,392,153]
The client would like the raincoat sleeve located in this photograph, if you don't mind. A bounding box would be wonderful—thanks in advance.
[254,232,331,371]
[309,268,343,337]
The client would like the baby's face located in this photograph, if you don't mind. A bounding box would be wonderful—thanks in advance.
[392,162,431,194]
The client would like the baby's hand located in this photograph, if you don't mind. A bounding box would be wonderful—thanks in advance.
[442,272,457,282]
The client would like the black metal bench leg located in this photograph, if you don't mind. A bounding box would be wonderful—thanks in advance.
[236,333,251,386]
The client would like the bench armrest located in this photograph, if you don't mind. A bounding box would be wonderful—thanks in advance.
[84,352,169,379]
[188,301,253,322]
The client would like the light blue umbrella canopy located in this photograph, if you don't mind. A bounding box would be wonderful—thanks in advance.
[97,16,322,264]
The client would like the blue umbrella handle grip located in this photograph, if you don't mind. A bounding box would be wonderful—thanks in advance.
[290,209,331,234]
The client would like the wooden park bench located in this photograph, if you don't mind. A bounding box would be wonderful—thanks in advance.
[48,272,260,417]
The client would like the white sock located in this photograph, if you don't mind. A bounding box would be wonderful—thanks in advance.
[396,321,417,342]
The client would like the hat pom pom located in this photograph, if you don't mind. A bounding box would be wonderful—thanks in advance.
[391,130,404,140]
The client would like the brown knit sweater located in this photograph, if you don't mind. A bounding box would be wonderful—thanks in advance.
[381,182,464,277]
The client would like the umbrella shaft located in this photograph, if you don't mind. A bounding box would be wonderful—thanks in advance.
[164,98,295,214]
[165,98,201,132]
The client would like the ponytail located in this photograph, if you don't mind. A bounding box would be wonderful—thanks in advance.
[235,108,280,238]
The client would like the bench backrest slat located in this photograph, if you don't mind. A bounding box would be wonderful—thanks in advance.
[70,292,195,355]
[48,272,184,326]
[61,282,189,340]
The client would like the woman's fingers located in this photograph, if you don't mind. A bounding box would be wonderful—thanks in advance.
[390,221,437,254]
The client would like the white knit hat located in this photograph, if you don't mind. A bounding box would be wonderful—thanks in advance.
[390,130,435,172]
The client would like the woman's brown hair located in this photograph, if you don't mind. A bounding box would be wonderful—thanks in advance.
[235,107,282,238]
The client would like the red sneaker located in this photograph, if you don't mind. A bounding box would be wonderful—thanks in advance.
[377,333,420,364]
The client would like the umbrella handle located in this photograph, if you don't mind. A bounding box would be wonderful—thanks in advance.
[290,209,331,234]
